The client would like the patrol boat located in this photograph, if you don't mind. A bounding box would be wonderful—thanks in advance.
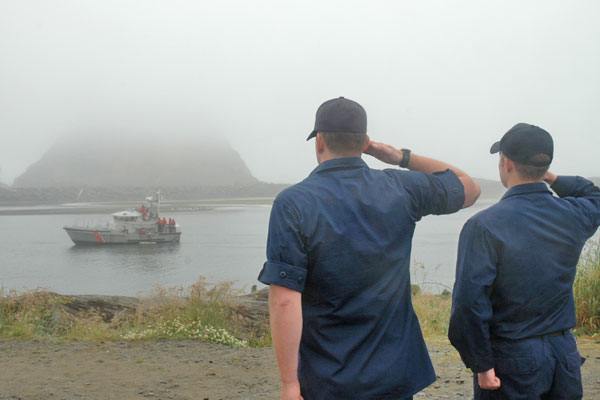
[63,192,181,245]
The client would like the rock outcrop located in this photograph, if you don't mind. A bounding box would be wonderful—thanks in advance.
[13,134,257,188]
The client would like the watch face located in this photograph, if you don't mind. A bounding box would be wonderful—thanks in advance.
[400,149,411,167]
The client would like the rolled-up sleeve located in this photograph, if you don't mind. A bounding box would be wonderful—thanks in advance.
[396,169,465,220]
[258,197,308,292]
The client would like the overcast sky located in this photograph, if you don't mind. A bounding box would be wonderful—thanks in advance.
[1,0,599,185]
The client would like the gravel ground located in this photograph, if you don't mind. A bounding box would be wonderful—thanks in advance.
[0,338,598,399]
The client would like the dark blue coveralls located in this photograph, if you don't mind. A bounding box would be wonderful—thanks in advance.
[258,157,465,400]
[449,176,600,399]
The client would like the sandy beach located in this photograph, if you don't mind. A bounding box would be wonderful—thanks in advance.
[0,338,598,400]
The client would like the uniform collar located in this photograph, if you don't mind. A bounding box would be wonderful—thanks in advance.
[501,182,551,200]
[310,157,368,176]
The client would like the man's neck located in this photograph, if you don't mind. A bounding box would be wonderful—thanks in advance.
[506,176,544,189]
[318,152,362,164]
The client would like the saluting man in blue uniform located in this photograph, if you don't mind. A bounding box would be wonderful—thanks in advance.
[449,123,600,399]
[258,97,481,400]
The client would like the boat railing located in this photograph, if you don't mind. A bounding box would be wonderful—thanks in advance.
[68,220,112,230]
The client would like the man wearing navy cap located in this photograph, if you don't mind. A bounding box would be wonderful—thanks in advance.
[258,97,481,400]
[449,123,600,399]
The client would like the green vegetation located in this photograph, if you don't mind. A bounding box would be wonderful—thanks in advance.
[574,240,600,335]
[0,278,268,347]
[119,280,258,347]
[412,292,451,338]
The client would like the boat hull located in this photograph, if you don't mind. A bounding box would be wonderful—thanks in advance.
[64,227,181,245]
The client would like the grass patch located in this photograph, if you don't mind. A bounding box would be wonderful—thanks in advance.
[412,292,451,338]
[574,240,600,335]
[120,279,252,347]
[0,290,72,339]
[0,278,268,347]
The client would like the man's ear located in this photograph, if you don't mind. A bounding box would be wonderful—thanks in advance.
[316,132,326,154]
[362,134,371,152]
[502,155,515,173]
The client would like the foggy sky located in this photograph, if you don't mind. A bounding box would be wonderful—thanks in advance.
[1,0,599,185]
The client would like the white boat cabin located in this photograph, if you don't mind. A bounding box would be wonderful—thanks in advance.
[112,211,143,222]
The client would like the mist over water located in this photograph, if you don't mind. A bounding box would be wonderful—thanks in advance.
[1,1,599,296]
[1,1,600,186]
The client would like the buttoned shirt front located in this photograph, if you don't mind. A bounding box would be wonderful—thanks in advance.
[449,176,600,372]
[258,157,465,400]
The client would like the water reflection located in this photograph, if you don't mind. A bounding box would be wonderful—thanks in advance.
[66,242,181,273]
[67,242,181,255]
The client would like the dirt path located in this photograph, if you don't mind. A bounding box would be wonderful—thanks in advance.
[0,338,598,399]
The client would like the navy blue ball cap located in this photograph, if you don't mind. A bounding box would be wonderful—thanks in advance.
[307,97,367,141]
[490,123,554,167]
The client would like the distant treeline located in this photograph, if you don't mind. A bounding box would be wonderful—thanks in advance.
[1,177,598,206]
[0,183,289,206]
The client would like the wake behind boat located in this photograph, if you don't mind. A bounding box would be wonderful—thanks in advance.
[63,192,181,245]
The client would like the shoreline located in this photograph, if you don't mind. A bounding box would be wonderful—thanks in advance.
[0,197,276,216]
[0,197,501,217]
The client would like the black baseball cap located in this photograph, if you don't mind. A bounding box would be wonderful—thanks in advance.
[490,123,554,167]
[306,97,367,141]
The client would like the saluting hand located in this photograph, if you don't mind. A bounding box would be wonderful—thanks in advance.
[364,140,403,165]
[543,171,558,185]
[478,368,501,390]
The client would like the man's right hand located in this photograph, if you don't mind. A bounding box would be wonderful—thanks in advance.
[543,171,558,185]
[477,368,501,390]
[280,381,303,400]
[364,139,481,207]
[364,140,403,165]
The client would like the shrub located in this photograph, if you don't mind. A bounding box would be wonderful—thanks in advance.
[0,279,257,347]
[574,240,600,335]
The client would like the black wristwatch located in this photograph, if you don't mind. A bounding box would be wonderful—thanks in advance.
[399,148,411,169]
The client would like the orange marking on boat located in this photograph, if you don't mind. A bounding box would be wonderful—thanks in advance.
[94,231,105,243]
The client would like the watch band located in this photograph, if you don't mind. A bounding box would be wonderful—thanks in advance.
[399,148,411,169]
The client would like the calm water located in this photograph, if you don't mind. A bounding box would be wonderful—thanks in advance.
[0,202,492,295]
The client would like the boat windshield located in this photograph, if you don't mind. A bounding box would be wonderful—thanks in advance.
[114,216,138,222]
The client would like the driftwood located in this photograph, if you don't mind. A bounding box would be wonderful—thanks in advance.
[232,289,269,322]
[4,290,268,325]
[60,295,140,323]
